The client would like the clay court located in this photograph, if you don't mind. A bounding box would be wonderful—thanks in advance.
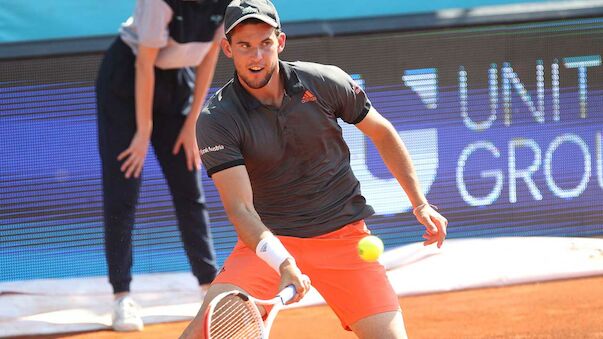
[22,275,603,339]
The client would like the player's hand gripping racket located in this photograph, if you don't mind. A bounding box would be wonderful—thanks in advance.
[204,285,297,339]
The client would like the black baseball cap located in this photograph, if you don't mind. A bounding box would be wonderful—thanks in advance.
[224,0,281,35]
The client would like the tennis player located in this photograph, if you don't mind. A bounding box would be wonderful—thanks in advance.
[181,0,448,337]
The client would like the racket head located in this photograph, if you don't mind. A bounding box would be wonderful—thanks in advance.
[204,290,266,339]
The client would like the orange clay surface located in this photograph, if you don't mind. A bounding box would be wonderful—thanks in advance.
[21,276,603,339]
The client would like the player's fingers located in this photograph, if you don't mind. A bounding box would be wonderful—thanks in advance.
[302,274,311,291]
[423,232,437,243]
[431,216,448,248]
[423,235,438,245]
[422,217,438,235]
[294,276,311,302]
[437,231,446,248]
[284,283,302,303]
[433,215,448,232]
[297,283,307,299]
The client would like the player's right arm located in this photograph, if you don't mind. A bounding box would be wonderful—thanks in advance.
[211,165,310,302]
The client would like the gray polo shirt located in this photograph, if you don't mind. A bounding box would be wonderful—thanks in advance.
[198,61,375,237]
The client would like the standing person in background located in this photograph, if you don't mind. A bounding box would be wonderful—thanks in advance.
[181,0,448,338]
[95,0,230,332]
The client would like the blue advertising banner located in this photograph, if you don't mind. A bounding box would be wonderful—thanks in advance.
[1,17,602,281]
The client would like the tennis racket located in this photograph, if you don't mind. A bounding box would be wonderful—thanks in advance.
[204,285,297,339]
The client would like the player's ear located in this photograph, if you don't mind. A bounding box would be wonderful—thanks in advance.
[221,38,233,58]
[277,32,286,54]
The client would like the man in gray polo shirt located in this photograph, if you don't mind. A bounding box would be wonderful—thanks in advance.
[181,0,448,337]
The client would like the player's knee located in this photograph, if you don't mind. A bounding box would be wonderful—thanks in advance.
[350,310,407,339]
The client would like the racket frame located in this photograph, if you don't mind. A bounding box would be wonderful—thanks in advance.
[204,285,296,339]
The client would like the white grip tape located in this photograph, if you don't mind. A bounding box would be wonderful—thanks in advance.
[255,236,292,274]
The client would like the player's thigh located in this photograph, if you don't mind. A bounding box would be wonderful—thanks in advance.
[306,261,400,330]
[349,311,407,339]
[291,221,400,329]
[212,241,281,303]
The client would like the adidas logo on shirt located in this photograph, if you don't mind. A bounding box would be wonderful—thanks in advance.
[301,90,317,103]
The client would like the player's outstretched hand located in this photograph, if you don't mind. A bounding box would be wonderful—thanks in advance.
[278,258,311,304]
[414,204,448,248]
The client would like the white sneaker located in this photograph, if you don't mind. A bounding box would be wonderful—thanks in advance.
[112,296,144,332]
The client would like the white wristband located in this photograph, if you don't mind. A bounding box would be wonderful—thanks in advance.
[255,236,292,274]
[412,202,438,216]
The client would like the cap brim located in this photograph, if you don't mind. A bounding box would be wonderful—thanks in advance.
[225,14,279,34]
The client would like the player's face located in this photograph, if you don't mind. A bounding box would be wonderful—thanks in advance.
[222,23,286,89]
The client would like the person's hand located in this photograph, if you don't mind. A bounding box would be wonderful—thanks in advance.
[117,131,151,179]
[414,204,448,248]
[172,120,200,171]
[278,258,311,304]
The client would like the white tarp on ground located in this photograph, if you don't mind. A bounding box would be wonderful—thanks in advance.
[1,237,602,337]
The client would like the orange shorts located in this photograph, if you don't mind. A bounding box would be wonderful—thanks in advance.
[212,220,400,330]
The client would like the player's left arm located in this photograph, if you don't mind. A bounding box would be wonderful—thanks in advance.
[355,107,448,248]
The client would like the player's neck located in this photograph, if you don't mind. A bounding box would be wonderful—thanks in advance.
[244,67,285,109]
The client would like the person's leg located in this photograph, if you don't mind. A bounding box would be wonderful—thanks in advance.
[349,311,407,339]
[180,240,280,339]
[291,220,406,338]
[96,37,141,295]
[151,68,217,287]
[96,38,144,331]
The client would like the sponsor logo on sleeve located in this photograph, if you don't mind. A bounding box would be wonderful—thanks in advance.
[200,144,225,155]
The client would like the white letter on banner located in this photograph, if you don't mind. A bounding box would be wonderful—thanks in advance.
[563,55,602,119]
[459,65,498,131]
[502,62,545,126]
[509,138,542,203]
[456,141,503,206]
[544,134,591,198]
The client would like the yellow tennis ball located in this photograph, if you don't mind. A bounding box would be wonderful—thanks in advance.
[357,235,384,262]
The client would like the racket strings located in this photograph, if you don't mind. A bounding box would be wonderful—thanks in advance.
[208,295,264,339]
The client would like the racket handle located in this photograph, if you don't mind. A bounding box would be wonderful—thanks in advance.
[278,285,297,304]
